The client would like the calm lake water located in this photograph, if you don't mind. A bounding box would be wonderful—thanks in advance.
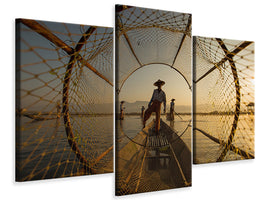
[16,115,113,181]
[194,114,255,163]
[117,114,254,163]
[117,115,192,151]
[17,113,254,180]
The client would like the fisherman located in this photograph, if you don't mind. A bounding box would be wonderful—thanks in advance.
[170,98,175,121]
[120,101,125,120]
[143,79,166,134]
[141,106,145,119]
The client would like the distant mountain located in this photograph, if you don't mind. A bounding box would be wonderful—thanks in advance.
[194,103,253,113]
[121,101,191,113]
[24,102,113,114]
[79,103,113,114]
[194,104,213,113]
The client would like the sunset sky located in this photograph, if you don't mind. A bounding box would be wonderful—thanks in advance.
[119,64,191,106]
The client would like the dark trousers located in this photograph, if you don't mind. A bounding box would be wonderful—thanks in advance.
[170,108,174,121]
[143,100,161,133]
[120,110,124,120]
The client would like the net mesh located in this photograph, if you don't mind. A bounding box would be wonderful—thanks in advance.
[115,5,192,195]
[193,36,255,164]
[16,19,113,181]
[116,5,192,93]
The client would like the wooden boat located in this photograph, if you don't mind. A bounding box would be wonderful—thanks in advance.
[17,108,59,121]
[116,119,191,195]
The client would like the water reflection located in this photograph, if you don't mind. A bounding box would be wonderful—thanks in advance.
[17,115,113,180]
[169,120,174,129]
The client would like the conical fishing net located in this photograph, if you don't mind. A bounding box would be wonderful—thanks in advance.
[16,19,113,181]
[193,36,254,163]
[115,5,192,195]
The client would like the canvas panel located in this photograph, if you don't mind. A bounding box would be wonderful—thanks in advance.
[193,36,255,164]
[115,5,192,195]
[16,19,113,181]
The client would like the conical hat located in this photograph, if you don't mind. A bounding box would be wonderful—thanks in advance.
[153,79,165,86]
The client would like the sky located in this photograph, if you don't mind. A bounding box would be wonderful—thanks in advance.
[18,20,114,111]
[118,36,254,113]
[117,7,192,108]
[120,64,191,106]
[194,37,255,112]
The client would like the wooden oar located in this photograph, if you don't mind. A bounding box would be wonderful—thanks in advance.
[174,111,183,120]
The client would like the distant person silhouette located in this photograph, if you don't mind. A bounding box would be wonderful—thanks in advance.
[143,79,166,134]
[170,99,175,121]
[141,106,145,119]
[120,101,125,120]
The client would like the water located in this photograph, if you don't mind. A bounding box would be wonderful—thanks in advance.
[117,114,254,163]
[117,115,192,151]
[194,114,255,163]
[16,115,113,181]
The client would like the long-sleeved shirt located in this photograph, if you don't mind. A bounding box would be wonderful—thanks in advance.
[148,89,166,110]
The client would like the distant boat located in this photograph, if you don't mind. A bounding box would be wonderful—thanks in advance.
[18,103,61,121]
[23,113,58,121]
